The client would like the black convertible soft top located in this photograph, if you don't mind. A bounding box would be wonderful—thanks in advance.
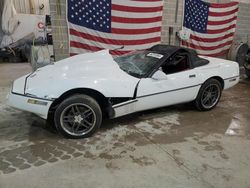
[148,44,209,68]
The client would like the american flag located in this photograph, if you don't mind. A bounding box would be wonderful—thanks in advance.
[182,0,239,57]
[67,0,163,56]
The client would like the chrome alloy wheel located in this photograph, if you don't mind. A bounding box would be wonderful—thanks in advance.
[201,84,221,109]
[60,103,96,136]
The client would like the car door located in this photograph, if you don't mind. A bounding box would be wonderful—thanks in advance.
[135,55,202,112]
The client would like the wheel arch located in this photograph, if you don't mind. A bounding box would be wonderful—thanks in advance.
[49,88,114,118]
[204,76,224,89]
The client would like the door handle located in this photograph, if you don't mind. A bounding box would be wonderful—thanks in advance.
[189,74,196,78]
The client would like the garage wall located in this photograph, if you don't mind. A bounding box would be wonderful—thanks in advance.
[49,0,250,61]
[13,0,50,15]
[0,0,4,43]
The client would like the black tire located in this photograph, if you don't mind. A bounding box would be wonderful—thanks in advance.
[244,66,250,78]
[54,94,102,139]
[195,79,222,111]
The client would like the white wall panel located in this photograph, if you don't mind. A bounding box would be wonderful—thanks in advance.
[12,0,50,15]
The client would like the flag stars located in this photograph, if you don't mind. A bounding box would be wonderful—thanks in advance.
[68,0,111,32]
[184,0,208,33]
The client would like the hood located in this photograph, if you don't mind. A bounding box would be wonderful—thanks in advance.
[29,50,121,79]
[25,50,139,99]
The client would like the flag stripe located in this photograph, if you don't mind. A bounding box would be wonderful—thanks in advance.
[208,13,236,22]
[111,27,161,34]
[207,24,236,34]
[112,0,163,7]
[112,4,163,13]
[190,32,234,42]
[112,21,162,29]
[189,36,234,47]
[70,46,131,56]
[207,16,237,25]
[69,23,161,40]
[184,40,233,51]
[112,10,162,18]
[112,16,162,23]
[132,0,161,2]
[70,28,161,46]
[209,8,238,17]
[182,41,231,56]
[207,20,236,30]
[70,38,159,50]
[209,1,238,8]
[71,41,101,51]
[201,49,229,57]
[188,28,236,40]
[209,5,238,12]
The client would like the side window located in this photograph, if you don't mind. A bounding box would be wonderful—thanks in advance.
[161,54,189,75]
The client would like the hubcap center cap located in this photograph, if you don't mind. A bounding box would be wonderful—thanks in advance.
[207,92,212,98]
[74,115,83,124]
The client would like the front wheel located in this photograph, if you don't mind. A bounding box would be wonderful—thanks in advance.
[54,94,102,139]
[195,79,222,111]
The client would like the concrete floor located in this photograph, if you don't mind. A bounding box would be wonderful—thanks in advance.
[0,63,250,188]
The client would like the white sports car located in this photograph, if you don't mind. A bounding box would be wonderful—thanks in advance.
[7,45,239,138]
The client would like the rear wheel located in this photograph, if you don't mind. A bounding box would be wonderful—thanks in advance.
[54,94,102,139]
[195,79,222,111]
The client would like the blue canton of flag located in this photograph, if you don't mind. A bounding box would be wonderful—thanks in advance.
[68,0,112,33]
[183,0,209,33]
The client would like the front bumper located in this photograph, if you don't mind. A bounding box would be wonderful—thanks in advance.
[7,81,53,119]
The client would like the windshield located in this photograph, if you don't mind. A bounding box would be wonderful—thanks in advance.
[114,51,164,78]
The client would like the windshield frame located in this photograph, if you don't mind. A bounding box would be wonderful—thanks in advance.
[114,50,168,78]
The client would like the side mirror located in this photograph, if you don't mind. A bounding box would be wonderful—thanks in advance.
[152,70,168,80]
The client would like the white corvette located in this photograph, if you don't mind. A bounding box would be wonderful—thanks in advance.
[7,45,239,138]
